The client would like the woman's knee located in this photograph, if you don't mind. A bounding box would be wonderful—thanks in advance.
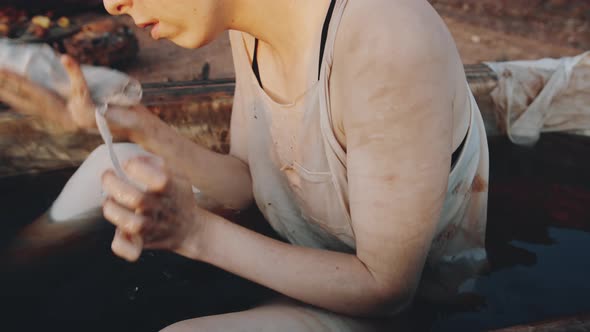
[49,143,150,223]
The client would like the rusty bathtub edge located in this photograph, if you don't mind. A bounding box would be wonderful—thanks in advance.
[0,65,498,179]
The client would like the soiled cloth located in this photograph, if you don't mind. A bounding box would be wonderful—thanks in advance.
[487,51,590,146]
[229,0,489,301]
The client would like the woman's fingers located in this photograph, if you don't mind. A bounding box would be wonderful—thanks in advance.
[104,105,155,142]
[0,69,55,113]
[61,55,90,102]
[0,69,77,130]
[102,169,151,211]
[102,168,154,262]
[124,156,169,193]
[0,56,96,132]
[102,156,193,258]
[61,55,95,128]
[103,197,145,235]
[112,228,143,262]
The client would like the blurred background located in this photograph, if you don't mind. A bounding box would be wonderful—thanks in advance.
[0,0,587,83]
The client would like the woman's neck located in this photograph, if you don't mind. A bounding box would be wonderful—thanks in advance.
[227,0,333,66]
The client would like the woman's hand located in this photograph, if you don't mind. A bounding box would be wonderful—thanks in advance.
[101,155,206,262]
[0,54,156,139]
[0,55,97,132]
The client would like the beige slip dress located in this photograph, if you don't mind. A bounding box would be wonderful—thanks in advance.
[49,0,489,303]
[228,0,490,300]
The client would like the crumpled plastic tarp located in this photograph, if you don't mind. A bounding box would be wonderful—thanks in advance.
[486,51,590,146]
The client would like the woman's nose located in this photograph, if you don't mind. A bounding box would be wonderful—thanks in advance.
[103,0,132,15]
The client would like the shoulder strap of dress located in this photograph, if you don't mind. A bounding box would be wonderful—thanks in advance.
[319,0,348,75]
[318,0,348,167]
[228,30,255,85]
[318,0,338,79]
[316,0,353,225]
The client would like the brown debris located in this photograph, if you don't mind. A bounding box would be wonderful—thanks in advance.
[471,174,488,193]
[31,15,51,29]
[0,6,138,67]
[62,18,139,67]
[56,17,70,28]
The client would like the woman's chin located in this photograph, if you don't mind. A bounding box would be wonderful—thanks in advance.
[167,37,199,49]
[169,32,217,49]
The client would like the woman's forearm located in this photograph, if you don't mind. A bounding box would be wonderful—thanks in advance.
[116,107,253,210]
[150,131,253,210]
[178,210,410,317]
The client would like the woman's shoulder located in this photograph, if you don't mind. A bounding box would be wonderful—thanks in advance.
[336,0,455,62]
[331,0,463,98]
[340,0,447,34]
[329,0,465,145]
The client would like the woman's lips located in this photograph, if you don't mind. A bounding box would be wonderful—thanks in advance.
[137,21,160,39]
[150,23,160,39]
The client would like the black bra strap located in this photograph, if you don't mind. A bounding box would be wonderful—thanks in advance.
[318,0,337,79]
[451,131,467,170]
[252,38,262,87]
[252,0,337,88]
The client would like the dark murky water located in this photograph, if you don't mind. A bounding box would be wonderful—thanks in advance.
[425,134,590,331]
[1,133,590,331]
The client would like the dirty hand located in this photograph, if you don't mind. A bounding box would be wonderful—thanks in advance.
[101,155,205,262]
[0,55,97,132]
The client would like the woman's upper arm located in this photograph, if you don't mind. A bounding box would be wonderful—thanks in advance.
[332,4,456,299]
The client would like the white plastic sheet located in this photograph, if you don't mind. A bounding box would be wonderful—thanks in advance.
[486,51,590,146]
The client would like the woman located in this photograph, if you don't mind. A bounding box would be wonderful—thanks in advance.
[2,0,489,330]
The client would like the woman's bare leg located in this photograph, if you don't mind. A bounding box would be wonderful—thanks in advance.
[1,213,110,265]
[1,143,152,265]
[162,297,408,332]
